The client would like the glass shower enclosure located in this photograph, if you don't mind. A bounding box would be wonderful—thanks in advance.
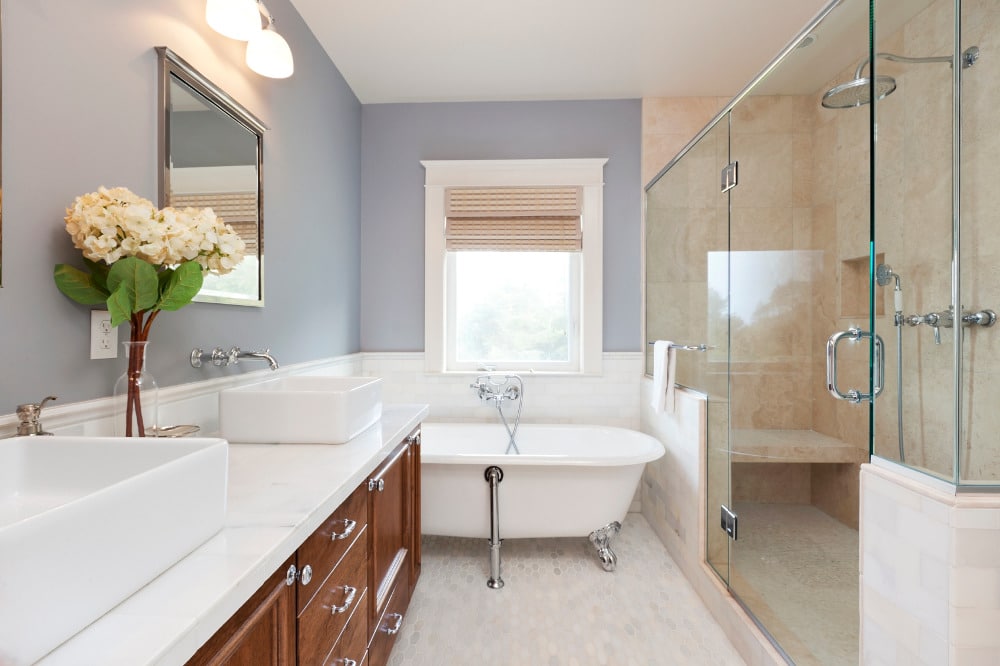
[645,0,997,662]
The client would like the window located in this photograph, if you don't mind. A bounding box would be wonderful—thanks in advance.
[423,159,606,374]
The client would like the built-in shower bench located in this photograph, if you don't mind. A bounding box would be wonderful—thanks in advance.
[730,429,866,464]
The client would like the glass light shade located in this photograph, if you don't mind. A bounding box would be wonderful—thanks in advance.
[206,0,262,41]
[246,26,294,78]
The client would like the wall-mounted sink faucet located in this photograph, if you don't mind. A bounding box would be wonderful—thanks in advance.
[232,347,280,371]
[190,347,279,371]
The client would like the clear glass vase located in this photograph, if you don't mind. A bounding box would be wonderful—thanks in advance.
[113,341,159,437]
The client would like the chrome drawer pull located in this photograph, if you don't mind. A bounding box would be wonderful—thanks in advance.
[329,660,356,666]
[381,612,403,635]
[367,478,385,492]
[331,585,357,614]
[330,518,357,541]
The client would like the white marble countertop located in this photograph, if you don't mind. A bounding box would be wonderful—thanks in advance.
[39,403,429,666]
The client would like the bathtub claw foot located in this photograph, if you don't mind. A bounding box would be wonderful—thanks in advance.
[589,521,622,572]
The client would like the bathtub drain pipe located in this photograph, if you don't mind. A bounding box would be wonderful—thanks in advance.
[485,465,504,589]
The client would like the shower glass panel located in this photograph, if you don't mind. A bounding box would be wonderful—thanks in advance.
[645,116,732,583]
[872,0,999,488]
[959,0,1000,486]
[645,0,874,661]
[727,31,871,660]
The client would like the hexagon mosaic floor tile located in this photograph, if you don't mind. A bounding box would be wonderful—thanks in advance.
[387,514,746,665]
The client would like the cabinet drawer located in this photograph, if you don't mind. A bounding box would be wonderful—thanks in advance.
[299,481,369,614]
[367,555,410,666]
[322,587,368,666]
[298,527,369,665]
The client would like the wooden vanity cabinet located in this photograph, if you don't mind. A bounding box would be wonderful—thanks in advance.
[366,427,421,666]
[186,556,297,666]
[297,483,369,665]
[188,425,421,666]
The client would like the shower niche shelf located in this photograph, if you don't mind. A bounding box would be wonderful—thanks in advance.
[841,253,885,318]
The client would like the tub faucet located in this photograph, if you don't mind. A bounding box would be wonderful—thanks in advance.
[470,374,524,454]
[232,347,280,371]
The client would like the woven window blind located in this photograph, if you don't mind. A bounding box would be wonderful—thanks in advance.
[170,191,259,254]
[445,186,582,251]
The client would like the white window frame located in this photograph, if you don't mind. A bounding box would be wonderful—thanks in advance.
[423,158,606,374]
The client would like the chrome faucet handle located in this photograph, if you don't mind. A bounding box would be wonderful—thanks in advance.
[963,309,997,327]
[226,346,241,365]
[15,396,57,436]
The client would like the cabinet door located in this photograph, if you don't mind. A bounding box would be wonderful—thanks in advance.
[186,557,296,666]
[405,428,421,594]
[367,441,409,631]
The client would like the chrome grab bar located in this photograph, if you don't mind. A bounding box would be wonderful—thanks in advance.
[826,327,884,403]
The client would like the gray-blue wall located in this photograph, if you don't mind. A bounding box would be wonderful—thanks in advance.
[359,100,642,353]
[0,0,362,410]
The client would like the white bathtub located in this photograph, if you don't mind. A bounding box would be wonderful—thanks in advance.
[421,422,665,539]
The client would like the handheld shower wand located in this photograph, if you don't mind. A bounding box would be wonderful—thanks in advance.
[876,263,905,463]
[876,263,903,325]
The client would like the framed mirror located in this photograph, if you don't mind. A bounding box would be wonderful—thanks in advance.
[156,46,266,306]
[1,9,4,287]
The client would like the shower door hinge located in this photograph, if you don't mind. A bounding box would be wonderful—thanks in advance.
[721,505,738,541]
[721,161,738,193]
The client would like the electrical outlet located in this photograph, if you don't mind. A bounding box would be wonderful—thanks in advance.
[90,310,118,359]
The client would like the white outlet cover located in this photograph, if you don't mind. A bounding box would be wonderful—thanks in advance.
[90,311,118,359]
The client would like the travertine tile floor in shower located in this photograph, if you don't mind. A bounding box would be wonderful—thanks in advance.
[387,513,745,665]
[730,503,859,666]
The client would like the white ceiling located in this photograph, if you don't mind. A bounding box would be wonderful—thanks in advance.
[288,0,853,104]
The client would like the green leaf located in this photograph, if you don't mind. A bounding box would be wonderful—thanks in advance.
[156,261,203,311]
[83,257,110,292]
[106,286,133,327]
[106,257,159,319]
[53,264,109,305]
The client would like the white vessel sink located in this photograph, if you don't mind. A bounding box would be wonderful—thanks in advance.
[220,376,383,444]
[0,436,228,665]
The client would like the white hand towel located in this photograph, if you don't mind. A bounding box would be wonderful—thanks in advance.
[650,340,678,414]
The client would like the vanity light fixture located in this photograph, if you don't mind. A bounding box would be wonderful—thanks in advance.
[246,5,294,79]
[206,0,294,79]
[205,0,261,41]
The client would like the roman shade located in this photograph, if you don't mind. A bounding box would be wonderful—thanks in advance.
[444,186,583,251]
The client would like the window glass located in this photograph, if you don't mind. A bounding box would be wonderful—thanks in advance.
[448,251,579,369]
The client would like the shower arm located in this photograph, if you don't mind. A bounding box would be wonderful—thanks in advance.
[854,49,976,79]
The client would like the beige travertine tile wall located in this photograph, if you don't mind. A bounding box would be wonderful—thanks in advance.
[641,97,728,187]
[960,0,1000,482]
[871,0,1000,484]
[644,85,873,529]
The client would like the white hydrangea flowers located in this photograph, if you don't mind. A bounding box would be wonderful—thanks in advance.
[64,186,246,275]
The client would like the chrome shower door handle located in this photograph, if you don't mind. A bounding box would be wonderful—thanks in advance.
[826,327,883,403]
[872,332,885,399]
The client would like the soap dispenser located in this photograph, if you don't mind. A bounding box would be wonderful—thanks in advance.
[15,396,57,436]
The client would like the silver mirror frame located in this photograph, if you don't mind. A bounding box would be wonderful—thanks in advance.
[0,6,4,287]
[155,46,267,306]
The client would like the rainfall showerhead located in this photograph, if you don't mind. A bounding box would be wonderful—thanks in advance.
[822,75,897,109]
[821,47,979,109]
